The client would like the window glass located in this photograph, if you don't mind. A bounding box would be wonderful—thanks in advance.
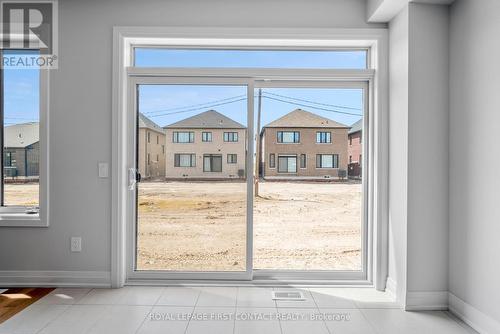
[135,48,368,69]
[2,50,40,207]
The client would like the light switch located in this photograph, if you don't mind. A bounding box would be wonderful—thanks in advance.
[98,162,109,178]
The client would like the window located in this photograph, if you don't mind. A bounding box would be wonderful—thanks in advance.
[147,132,150,143]
[316,154,339,168]
[277,131,300,143]
[202,132,212,142]
[134,48,368,69]
[156,154,159,161]
[278,155,297,173]
[316,132,331,143]
[174,153,196,167]
[1,49,41,208]
[349,137,352,145]
[173,131,194,143]
[269,153,275,168]
[223,132,238,142]
[349,155,352,164]
[147,153,150,165]
[156,135,159,144]
[227,154,237,164]
[359,154,362,164]
[300,154,307,168]
[203,154,222,172]
[359,135,362,144]
[162,145,165,154]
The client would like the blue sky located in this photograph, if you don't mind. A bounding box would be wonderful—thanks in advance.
[3,49,364,128]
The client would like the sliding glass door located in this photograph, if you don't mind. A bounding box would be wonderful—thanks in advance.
[126,75,368,281]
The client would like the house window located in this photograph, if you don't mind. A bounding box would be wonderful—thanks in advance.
[162,145,165,154]
[156,154,159,161]
[223,132,238,142]
[316,132,331,143]
[278,155,297,173]
[147,153,151,165]
[349,155,352,164]
[227,154,237,164]
[174,153,196,167]
[173,131,194,143]
[349,137,352,145]
[156,135,159,144]
[277,131,300,143]
[1,49,41,209]
[300,154,307,168]
[316,154,339,168]
[147,132,150,143]
[203,154,222,172]
[202,132,212,142]
[359,135,362,144]
[269,153,275,168]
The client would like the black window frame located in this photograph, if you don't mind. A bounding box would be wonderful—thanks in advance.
[316,154,339,168]
[223,131,238,142]
[269,153,275,168]
[227,153,237,164]
[277,155,298,173]
[277,131,300,143]
[172,131,195,143]
[202,131,212,142]
[203,154,223,172]
[316,131,331,143]
[300,154,307,168]
[174,153,196,167]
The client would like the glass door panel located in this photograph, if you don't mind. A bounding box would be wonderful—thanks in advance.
[253,86,366,272]
[135,84,248,272]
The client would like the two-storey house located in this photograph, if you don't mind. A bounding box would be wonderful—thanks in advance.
[138,113,166,179]
[260,109,349,179]
[347,118,363,178]
[164,110,247,179]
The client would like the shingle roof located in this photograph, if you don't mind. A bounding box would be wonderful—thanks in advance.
[263,109,349,129]
[139,113,165,134]
[164,110,245,129]
[4,122,39,148]
[349,119,363,134]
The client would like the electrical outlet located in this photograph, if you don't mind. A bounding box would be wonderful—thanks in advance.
[71,237,82,252]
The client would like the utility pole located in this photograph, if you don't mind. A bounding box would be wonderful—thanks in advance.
[254,88,262,197]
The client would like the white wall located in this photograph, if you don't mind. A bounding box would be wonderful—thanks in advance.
[388,4,409,304]
[388,3,449,307]
[0,0,385,276]
[449,0,500,324]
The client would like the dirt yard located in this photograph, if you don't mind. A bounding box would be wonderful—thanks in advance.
[3,183,39,206]
[137,181,362,272]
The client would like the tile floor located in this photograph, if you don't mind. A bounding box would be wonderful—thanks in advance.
[0,286,477,334]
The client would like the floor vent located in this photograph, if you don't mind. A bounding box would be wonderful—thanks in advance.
[271,291,306,301]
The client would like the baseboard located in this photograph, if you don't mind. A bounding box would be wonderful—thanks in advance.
[0,270,111,287]
[448,293,500,334]
[405,290,448,311]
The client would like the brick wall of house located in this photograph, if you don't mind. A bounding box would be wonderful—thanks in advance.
[261,127,348,178]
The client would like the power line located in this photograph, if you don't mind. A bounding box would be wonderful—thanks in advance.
[263,91,361,111]
[261,96,362,116]
[142,94,246,116]
[148,97,247,118]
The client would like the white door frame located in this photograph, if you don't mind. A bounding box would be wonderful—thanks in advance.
[112,27,388,289]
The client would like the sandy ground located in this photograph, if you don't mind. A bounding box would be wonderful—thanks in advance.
[137,181,362,271]
[3,183,39,206]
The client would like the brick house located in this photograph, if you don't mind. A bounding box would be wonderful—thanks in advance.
[347,119,362,178]
[164,110,247,179]
[260,109,349,179]
[138,113,166,179]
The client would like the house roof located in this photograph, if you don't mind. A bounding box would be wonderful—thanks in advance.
[164,110,246,129]
[139,113,165,134]
[4,122,39,148]
[349,119,363,134]
[263,109,350,129]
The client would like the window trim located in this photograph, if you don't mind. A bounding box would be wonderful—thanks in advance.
[174,153,196,167]
[223,131,238,142]
[0,51,50,227]
[277,131,300,144]
[300,153,307,169]
[316,131,332,144]
[277,155,298,173]
[112,27,389,290]
[172,131,195,143]
[269,153,276,169]
[316,154,339,169]
[203,154,223,172]
[227,153,237,164]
